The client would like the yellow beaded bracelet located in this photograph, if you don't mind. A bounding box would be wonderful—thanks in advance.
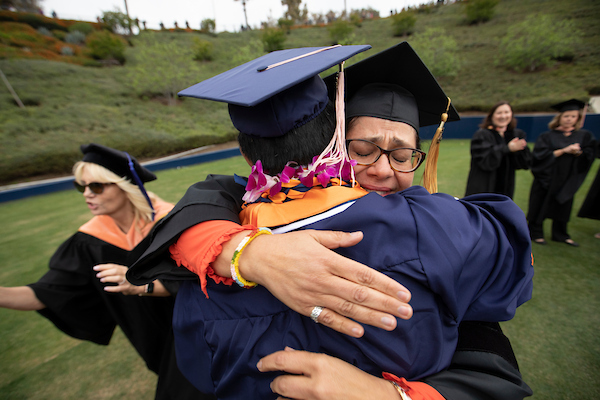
[230,228,272,288]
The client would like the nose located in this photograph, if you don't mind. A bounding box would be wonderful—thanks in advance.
[366,153,395,179]
[82,186,95,197]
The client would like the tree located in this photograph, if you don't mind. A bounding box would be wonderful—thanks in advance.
[201,18,216,33]
[234,0,250,30]
[281,0,307,24]
[101,9,133,35]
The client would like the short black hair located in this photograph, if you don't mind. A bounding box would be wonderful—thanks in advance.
[238,101,336,174]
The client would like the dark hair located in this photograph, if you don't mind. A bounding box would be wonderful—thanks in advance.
[346,116,421,150]
[480,101,517,131]
[238,102,336,174]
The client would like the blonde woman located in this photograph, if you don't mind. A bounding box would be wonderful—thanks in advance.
[527,99,596,246]
[0,144,211,400]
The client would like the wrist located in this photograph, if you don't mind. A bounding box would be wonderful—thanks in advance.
[237,231,273,285]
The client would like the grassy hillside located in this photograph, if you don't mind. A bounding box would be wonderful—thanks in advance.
[0,0,599,184]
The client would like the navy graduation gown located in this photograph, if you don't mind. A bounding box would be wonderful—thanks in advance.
[171,186,533,399]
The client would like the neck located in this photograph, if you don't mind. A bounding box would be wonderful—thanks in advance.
[109,203,136,234]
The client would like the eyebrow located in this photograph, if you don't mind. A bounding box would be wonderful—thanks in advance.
[359,135,413,148]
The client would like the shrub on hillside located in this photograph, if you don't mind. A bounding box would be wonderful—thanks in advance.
[86,30,126,64]
[278,18,293,34]
[410,27,461,78]
[61,46,74,56]
[68,22,94,36]
[391,11,416,36]
[52,29,66,40]
[192,38,214,61]
[327,20,353,44]
[65,30,86,45]
[463,0,499,24]
[37,27,52,37]
[261,27,286,52]
[497,15,581,72]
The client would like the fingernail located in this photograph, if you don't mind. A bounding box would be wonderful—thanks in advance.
[398,305,412,317]
[381,316,395,327]
[256,360,262,370]
[284,346,296,351]
[93,266,99,270]
[100,278,105,282]
[397,290,410,302]
[352,327,363,337]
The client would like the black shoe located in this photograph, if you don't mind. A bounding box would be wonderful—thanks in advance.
[533,238,547,245]
[564,239,579,247]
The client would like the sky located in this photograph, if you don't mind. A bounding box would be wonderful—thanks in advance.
[40,0,426,32]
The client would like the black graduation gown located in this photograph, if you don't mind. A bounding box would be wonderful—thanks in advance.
[28,231,212,400]
[527,129,596,224]
[465,128,531,198]
[128,175,532,400]
[577,141,600,220]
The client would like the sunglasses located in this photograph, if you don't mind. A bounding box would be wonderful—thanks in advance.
[74,181,113,194]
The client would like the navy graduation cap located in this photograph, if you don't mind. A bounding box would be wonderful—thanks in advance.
[323,41,460,131]
[551,98,587,113]
[178,45,371,137]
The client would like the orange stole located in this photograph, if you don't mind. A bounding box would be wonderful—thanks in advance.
[78,199,173,250]
[240,178,368,227]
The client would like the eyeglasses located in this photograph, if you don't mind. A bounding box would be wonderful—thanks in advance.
[346,139,426,173]
[74,181,113,194]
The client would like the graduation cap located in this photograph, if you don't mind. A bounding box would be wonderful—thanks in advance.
[80,143,157,219]
[323,41,460,132]
[80,143,156,183]
[551,98,586,113]
[178,45,371,137]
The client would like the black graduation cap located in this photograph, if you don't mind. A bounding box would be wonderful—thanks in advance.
[178,45,371,137]
[323,41,460,131]
[80,143,156,183]
[551,98,586,113]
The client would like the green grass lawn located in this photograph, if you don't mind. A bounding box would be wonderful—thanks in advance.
[0,140,599,399]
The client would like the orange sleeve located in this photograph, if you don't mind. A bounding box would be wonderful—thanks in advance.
[169,220,256,298]
[382,373,445,400]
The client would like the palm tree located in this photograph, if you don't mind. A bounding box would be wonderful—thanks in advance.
[234,0,250,30]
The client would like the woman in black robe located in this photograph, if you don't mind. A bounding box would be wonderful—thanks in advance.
[527,99,596,246]
[0,144,211,400]
[465,102,531,198]
[577,140,600,238]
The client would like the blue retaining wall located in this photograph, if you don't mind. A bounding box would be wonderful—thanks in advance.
[420,113,600,141]
[2,114,599,204]
[0,147,241,204]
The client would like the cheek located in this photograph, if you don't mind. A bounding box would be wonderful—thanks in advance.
[394,172,414,191]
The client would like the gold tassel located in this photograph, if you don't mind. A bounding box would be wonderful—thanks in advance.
[423,97,451,194]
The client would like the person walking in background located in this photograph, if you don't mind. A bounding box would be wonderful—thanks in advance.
[577,140,600,238]
[0,144,212,400]
[527,99,596,246]
[465,102,531,198]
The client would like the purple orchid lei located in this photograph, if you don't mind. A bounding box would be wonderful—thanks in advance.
[243,156,357,203]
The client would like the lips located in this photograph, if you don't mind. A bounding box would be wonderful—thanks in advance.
[362,184,393,196]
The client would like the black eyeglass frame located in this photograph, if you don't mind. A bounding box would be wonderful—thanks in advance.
[346,139,427,173]
[74,181,114,194]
